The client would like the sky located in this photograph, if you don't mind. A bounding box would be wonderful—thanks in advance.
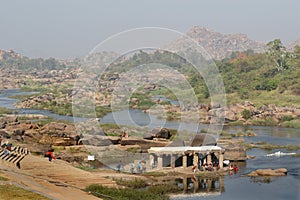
[0,0,299,58]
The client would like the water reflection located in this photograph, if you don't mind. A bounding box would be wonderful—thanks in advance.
[173,176,224,197]
[250,176,272,184]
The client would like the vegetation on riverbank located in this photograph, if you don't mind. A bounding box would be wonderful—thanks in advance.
[0,107,14,116]
[280,119,300,128]
[2,39,299,127]
[0,184,51,200]
[243,141,300,151]
[0,175,8,181]
[86,181,178,200]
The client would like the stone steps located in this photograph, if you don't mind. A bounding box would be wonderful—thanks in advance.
[0,146,29,168]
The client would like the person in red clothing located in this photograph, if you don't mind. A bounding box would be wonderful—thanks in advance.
[233,164,239,173]
[45,149,56,162]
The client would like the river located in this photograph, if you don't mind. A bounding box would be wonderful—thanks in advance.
[1,89,300,200]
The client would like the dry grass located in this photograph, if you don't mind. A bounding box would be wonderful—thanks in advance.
[0,184,51,200]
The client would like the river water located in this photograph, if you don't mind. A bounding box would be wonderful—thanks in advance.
[1,89,300,200]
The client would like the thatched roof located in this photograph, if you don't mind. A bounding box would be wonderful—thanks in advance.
[190,134,217,147]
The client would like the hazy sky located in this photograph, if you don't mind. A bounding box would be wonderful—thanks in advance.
[0,0,299,58]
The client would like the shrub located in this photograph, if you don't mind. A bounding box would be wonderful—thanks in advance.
[0,107,13,115]
[86,184,171,200]
[280,115,294,122]
[241,109,251,120]
[281,119,300,128]
[114,178,147,189]
[255,79,278,91]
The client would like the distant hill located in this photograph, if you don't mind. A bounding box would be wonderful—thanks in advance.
[0,49,66,71]
[287,38,300,51]
[167,26,267,60]
[0,49,22,61]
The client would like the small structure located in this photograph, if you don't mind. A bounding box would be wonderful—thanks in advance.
[148,145,225,170]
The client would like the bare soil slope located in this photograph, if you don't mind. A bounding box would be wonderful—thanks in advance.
[0,155,116,200]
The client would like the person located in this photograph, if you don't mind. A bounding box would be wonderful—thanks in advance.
[137,162,142,173]
[3,143,12,155]
[3,143,9,155]
[233,164,239,173]
[75,135,81,145]
[208,163,213,171]
[192,165,197,173]
[150,158,154,169]
[6,143,12,151]
[116,160,122,172]
[130,162,135,174]
[141,161,146,173]
[45,149,56,162]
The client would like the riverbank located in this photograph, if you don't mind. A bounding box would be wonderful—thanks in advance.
[7,87,300,128]
[1,114,299,200]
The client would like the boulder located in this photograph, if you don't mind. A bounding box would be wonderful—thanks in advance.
[248,168,287,177]
[152,128,171,139]
[225,109,237,122]
[274,168,288,174]
[0,130,11,139]
[39,135,75,146]
[0,122,6,129]
[0,117,18,124]
[13,129,25,136]
[143,132,153,140]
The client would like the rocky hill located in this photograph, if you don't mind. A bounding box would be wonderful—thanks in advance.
[287,38,300,51]
[0,50,22,61]
[167,26,266,60]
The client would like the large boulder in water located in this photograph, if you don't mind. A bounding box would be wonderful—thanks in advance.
[248,168,287,177]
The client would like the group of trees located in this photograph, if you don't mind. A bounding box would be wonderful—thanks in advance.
[104,40,300,104]
[0,52,66,71]
[1,39,299,106]
[266,39,300,71]
[218,39,300,101]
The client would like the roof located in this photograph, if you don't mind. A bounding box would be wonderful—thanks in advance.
[148,145,222,154]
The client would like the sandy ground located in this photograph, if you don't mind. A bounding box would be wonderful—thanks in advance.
[0,155,117,200]
[0,154,220,200]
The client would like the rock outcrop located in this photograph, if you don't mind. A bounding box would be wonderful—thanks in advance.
[247,168,287,176]
[167,26,266,60]
[287,38,300,51]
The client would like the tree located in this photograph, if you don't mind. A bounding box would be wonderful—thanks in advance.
[266,39,288,71]
[289,46,300,67]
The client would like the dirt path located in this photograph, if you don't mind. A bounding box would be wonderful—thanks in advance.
[0,155,117,200]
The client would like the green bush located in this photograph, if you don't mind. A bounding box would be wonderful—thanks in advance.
[280,115,294,122]
[250,118,277,126]
[86,184,171,200]
[255,79,278,91]
[0,176,8,181]
[241,109,251,120]
[281,119,300,128]
[114,178,147,189]
[0,107,13,116]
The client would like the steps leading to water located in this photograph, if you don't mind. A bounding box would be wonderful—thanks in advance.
[0,146,30,168]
